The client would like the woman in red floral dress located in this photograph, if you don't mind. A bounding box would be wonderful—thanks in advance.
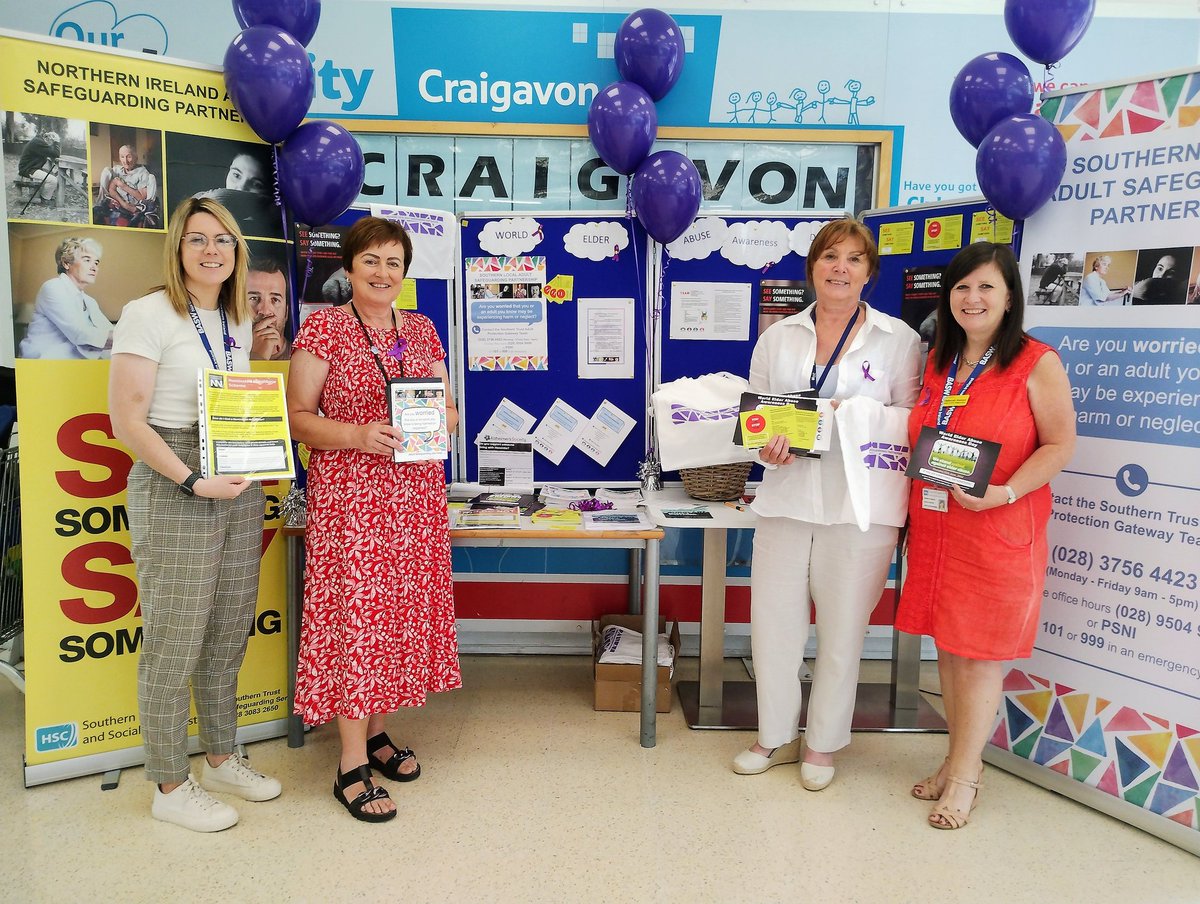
[287,217,461,822]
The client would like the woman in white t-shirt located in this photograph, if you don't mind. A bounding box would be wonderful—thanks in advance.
[108,197,281,833]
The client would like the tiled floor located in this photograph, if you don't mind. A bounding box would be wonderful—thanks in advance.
[1,654,1195,903]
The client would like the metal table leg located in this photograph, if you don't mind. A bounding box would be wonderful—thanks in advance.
[639,536,661,748]
[286,533,305,748]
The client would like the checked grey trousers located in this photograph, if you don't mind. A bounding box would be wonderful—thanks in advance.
[125,425,264,784]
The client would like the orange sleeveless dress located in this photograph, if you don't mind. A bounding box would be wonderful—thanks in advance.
[896,339,1056,660]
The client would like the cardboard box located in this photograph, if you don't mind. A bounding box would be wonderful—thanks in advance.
[592,615,680,713]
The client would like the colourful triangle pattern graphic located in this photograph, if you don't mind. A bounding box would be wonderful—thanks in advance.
[1130,732,1173,768]
[1070,749,1102,783]
[990,721,1009,751]
[1003,669,1036,692]
[1050,759,1071,776]
[1124,771,1160,809]
[1045,699,1075,742]
[1016,690,1052,724]
[1106,706,1150,732]
[1097,761,1120,797]
[1116,738,1152,787]
[1041,95,1063,122]
[1100,111,1127,139]
[1031,674,1050,688]
[1102,85,1126,112]
[1162,74,1185,116]
[1096,697,1111,714]
[1146,714,1170,730]
[1167,808,1196,829]
[1185,73,1200,104]
[1062,693,1089,734]
[1006,698,1035,741]
[1183,737,1200,767]
[1058,123,1083,143]
[1034,735,1072,766]
[1149,783,1196,817]
[1178,106,1200,129]
[1177,724,1199,739]
[1130,80,1160,112]
[1054,683,1075,697]
[1059,92,1085,120]
[1127,110,1165,134]
[1077,718,1107,758]
[1013,727,1042,761]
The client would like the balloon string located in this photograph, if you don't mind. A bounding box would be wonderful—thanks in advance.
[272,145,302,336]
[625,177,634,219]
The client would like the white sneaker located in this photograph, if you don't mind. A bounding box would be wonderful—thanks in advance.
[200,752,282,802]
[152,776,239,832]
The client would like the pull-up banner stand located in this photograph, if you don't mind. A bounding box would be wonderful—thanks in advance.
[1008,67,1200,856]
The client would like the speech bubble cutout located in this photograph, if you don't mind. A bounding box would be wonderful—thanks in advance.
[564,221,629,262]
[51,2,169,55]
[721,220,793,270]
[478,217,543,257]
[666,217,728,261]
[470,300,544,324]
[790,219,834,257]
[400,408,442,433]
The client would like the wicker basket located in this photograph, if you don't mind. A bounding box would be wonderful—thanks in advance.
[679,461,754,502]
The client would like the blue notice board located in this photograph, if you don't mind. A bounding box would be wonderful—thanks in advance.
[657,213,837,387]
[861,196,1023,345]
[458,212,651,484]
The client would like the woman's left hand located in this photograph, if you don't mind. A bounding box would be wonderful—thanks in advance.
[949,483,1008,512]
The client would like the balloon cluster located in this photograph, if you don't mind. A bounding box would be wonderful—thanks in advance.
[222,0,364,226]
[586,9,701,244]
[949,0,1094,221]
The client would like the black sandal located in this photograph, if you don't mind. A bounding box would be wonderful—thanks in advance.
[367,732,422,783]
[333,764,396,823]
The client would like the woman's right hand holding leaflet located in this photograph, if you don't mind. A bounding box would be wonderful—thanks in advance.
[758,433,796,467]
[354,422,403,456]
[196,475,254,499]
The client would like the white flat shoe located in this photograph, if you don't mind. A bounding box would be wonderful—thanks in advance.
[731,738,801,775]
[800,760,835,791]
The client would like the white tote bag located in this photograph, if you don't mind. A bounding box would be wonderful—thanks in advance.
[651,372,758,471]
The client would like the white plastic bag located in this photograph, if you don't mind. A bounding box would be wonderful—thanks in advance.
[651,372,757,470]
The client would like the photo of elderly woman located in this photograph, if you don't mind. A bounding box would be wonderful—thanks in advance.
[17,236,113,359]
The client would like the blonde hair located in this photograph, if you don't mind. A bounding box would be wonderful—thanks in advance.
[55,237,102,274]
[160,197,250,324]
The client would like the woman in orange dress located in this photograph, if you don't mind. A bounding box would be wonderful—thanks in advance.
[896,242,1075,829]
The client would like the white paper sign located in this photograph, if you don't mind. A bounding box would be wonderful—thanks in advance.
[666,217,727,261]
[668,281,752,341]
[791,219,836,257]
[563,221,628,261]
[576,400,636,466]
[369,204,457,279]
[478,397,537,438]
[577,297,634,380]
[721,220,793,269]
[531,399,587,465]
[478,217,543,257]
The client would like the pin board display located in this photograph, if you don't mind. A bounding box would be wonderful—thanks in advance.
[861,197,1023,350]
[292,205,458,480]
[656,213,842,387]
[458,212,652,484]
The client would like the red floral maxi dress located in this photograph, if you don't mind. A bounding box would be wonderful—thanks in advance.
[294,306,461,725]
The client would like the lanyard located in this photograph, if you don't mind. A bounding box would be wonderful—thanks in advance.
[187,302,234,371]
[937,346,994,429]
[349,302,405,381]
[809,306,859,394]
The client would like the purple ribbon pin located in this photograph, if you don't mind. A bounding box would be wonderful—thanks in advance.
[861,361,876,382]
[225,335,239,350]
[387,337,408,361]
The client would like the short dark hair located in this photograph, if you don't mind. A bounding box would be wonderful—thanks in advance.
[249,254,286,276]
[934,242,1026,372]
[341,216,413,274]
[805,218,880,285]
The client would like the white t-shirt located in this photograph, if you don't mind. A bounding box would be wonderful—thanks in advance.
[112,290,252,428]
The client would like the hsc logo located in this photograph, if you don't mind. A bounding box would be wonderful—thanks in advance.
[35,722,80,752]
[50,2,169,56]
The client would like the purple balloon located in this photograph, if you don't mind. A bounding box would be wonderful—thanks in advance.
[587,81,658,176]
[223,27,314,144]
[949,52,1034,148]
[234,0,321,46]
[615,8,686,101]
[975,114,1066,221]
[632,150,702,245]
[277,121,364,225]
[1005,0,1095,66]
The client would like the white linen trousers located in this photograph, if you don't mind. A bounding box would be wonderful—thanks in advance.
[750,516,898,751]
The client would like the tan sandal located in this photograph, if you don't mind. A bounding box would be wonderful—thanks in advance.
[911,757,948,801]
[928,773,982,830]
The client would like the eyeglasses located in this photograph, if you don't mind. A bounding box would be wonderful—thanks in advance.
[182,233,238,250]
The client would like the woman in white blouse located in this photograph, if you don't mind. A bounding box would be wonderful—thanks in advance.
[732,218,921,790]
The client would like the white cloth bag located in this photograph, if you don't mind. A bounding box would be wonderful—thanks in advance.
[651,372,758,470]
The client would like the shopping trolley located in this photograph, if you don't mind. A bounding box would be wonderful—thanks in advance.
[0,447,23,692]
